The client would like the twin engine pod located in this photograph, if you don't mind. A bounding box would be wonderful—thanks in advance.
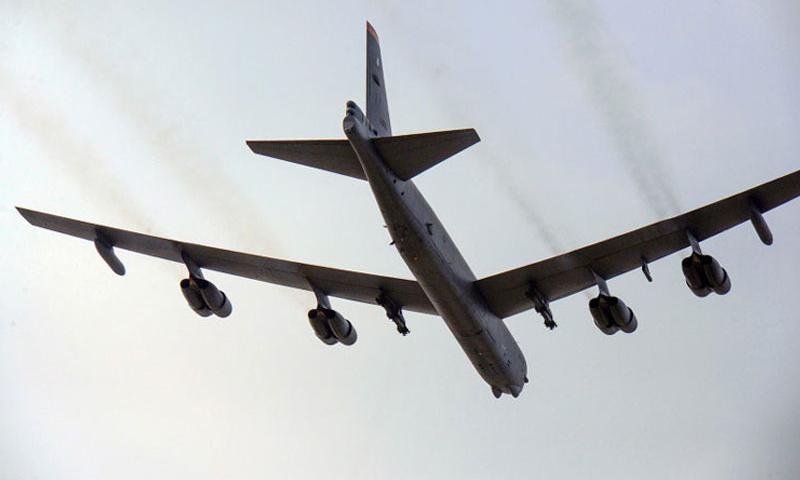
[589,294,638,335]
[307,307,357,346]
[681,253,731,297]
[180,278,232,318]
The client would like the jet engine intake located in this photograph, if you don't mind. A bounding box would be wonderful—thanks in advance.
[589,294,638,335]
[308,307,357,346]
[194,278,233,317]
[180,278,212,317]
[308,309,338,345]
[681,253,731,296]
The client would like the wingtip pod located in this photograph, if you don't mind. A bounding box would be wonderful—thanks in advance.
[94,235,126,276]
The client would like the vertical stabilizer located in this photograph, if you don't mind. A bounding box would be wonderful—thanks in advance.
[366,22,391,137]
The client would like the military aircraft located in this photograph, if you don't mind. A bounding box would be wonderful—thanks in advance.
[17,22,800,398]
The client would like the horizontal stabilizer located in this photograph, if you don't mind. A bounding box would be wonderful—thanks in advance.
[246,139,365,180]
[374,128,480,180]
[248,128,479,181]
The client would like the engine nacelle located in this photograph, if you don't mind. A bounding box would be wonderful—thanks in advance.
[194,278,233,317]
[308,308,357,346]
[180,278,212,317]
[324,308,358,346]
[681,253,731,296]
[589,295,638,335]
[308,309,338,345]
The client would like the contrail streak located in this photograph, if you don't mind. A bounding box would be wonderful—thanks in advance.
[36,17,285,255]
[0,70,149,232]
[408,59,569,256]
[366,8,569,259]
[490,164,565,255]
[1,68,308,309]
[548,0,682,217]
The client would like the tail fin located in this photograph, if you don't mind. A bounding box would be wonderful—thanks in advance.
[247,23,479,182]
[366,22,391,137]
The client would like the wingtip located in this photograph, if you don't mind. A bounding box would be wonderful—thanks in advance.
[245,139,273,156]
[15,206,37,225]
[366,21,379,42]
[471,128,481,143]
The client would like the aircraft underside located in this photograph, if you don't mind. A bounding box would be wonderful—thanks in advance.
[344,100,528,396]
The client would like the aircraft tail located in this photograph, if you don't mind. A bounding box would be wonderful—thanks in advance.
[247,23,481,180]
[366,22,391,137]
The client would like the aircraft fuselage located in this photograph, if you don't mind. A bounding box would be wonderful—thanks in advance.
[343,102,528,396]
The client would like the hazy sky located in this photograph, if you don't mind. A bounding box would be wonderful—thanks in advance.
[1,1,799,478]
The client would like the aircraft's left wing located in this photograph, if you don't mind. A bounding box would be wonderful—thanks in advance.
[16,208,437,315]
[476,169,800,319]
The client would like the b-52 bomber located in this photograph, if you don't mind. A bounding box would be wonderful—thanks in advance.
[18,23,800,398]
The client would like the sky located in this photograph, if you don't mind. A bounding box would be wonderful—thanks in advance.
[1,1,799,478]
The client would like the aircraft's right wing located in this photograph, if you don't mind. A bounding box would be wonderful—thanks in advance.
[16,208,437,315]
[476,169,800,319]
